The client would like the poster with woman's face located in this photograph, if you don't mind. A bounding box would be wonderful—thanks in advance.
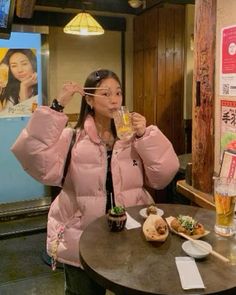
[0,32,44,203]
[0,32,42,117]
[0,47,38,116]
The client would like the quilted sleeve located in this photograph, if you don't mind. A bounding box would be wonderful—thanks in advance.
[11,106,75,186]
[133,125,180,189]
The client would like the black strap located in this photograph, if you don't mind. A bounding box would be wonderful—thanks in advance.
[50,99,64,112]
[61,129,76,186]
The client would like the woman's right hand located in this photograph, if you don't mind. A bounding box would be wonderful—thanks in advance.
[19,72,38,101]
[57,81,84,107]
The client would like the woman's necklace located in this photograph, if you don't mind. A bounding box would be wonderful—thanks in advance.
[99,130,115,150]
[95,121,115,150]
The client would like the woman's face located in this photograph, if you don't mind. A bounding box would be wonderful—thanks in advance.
[9,52,34,82]
[90,77,122,119]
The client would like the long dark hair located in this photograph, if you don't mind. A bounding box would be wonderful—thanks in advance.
[0,49,38,105]
[75,69,123,135]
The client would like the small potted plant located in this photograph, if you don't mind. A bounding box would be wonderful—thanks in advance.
[107,205,127,232]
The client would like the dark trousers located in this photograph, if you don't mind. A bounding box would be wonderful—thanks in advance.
[64,264,106,295]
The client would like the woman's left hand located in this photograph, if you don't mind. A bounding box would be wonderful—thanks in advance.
[131,112,146,137]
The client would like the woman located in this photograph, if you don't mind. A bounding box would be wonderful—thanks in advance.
[11,69,179,295]
[0,48,38,112]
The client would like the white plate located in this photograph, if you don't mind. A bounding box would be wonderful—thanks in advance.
[139,207,164,219]
[182,240,212,259]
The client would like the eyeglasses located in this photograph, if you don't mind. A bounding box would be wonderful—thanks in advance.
[84,89,122,100]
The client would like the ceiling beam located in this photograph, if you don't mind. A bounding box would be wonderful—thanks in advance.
[13,11,126,32]
[16,0,37,18]
[35,0,140,15]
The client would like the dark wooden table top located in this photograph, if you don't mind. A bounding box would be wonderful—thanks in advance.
[79,204,236,295]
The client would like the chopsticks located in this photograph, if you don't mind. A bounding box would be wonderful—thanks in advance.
[84,92,106,98]
[83,87,109,98]
[179,233,230,263]
[83,87,109,90]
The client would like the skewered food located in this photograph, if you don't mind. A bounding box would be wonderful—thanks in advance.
[170,215,205,236]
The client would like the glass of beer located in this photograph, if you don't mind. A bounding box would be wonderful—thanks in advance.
[214,177,236,237]
[113,106,134,140]
[0,63,9,89]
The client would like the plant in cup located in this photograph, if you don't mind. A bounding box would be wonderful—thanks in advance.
[107,206,127,231]
[111,206,126,215]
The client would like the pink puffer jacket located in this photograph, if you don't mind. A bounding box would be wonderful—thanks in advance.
[11,106,179,267]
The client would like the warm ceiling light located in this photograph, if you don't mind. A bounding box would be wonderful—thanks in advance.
[128,0,144,8]
[63,12,104,36]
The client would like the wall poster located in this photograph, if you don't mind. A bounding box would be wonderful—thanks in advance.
[0,32,44,203]
[220,25,236,96]
[0,33,41,117]
[220,99,236,159]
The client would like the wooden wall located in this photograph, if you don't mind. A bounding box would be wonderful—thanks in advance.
[133,4,185,155]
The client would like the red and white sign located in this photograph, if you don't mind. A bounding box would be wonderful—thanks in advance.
[220,100,236,157]
[220,25,236,96]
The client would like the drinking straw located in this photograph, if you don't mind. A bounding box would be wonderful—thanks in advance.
[110,192,114,209]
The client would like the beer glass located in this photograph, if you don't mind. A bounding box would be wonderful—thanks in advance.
[113,106,134,140]
[0,63,9,89]
[214,177,236,236]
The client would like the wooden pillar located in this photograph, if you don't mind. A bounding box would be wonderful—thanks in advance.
[192,0,216,193]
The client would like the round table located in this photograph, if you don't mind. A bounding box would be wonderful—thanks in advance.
[79,204,236,295]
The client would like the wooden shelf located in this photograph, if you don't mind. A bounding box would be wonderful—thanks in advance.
[176,180,215,210]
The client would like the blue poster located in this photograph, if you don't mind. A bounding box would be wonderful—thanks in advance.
[0,32,45,203]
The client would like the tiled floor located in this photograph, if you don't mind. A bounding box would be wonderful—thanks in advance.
[0,196,115,294]
[0,221,114,295]
[0,232,65,295]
